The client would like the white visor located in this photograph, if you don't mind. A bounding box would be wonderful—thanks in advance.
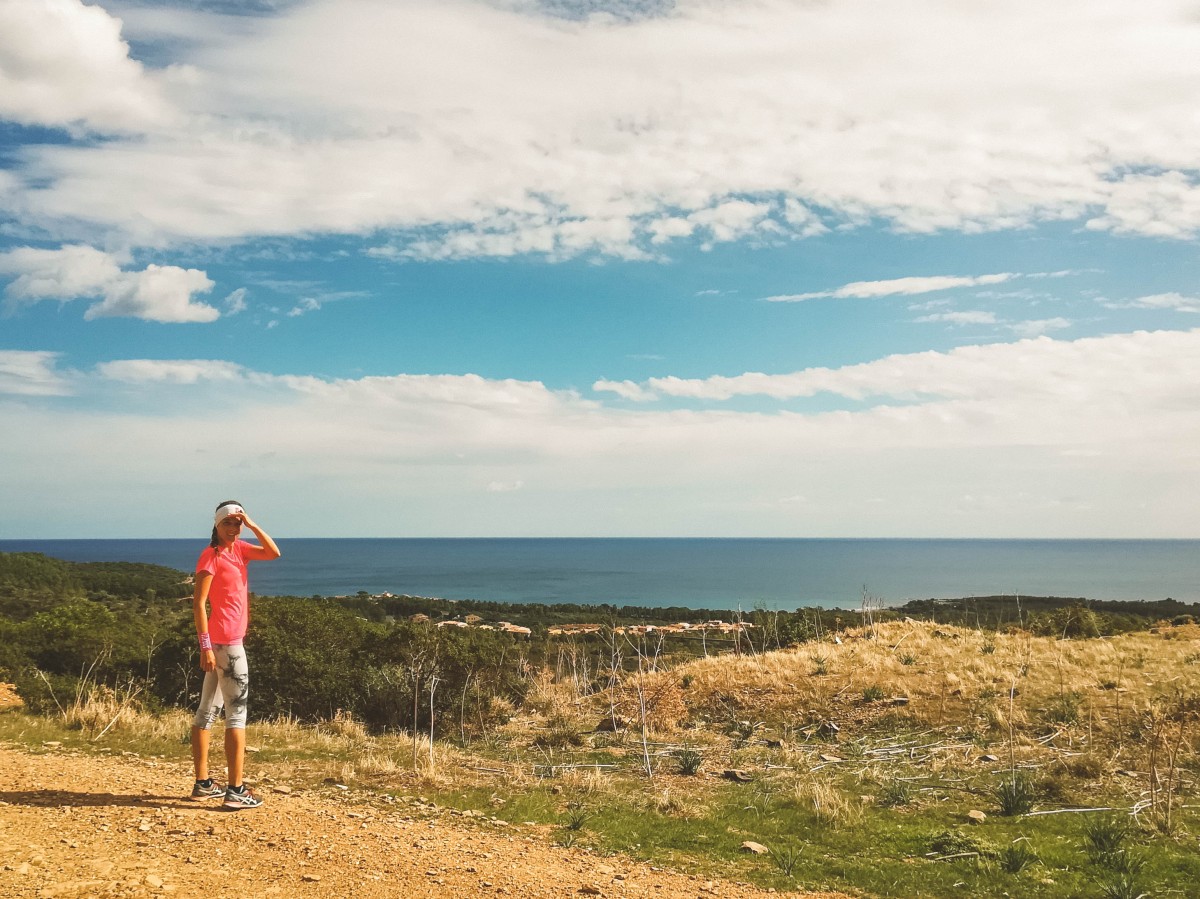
[214,503,244,525]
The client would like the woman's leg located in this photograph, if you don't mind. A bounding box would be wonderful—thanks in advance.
[191,668,222,781]
[226,726,246,787]
[213,645,250,787]
[191,726,211,781]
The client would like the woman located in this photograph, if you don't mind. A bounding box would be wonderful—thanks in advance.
[190,500,280,809]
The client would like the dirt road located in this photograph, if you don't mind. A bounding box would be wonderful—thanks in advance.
[0,745,850,899]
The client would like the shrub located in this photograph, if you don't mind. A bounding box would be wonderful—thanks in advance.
[770,842,803,876]
[861,685,885,703]
[1084,813,1131,856]
[1031,605,1100,639]
[562,803,590,831]
[997,841,1038,873]
[19,597,119,675]
[928,829,990,857]
[1095,871,1149,899]
[993,771,1038,816]
[13,669,76,715]
[1046,691,1083,725]
[533,714,586,749]
[674,747,704,776]
[252,596,373,722]
[878,779,913,807]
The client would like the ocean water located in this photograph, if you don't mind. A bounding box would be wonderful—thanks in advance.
[3,538,1198,610]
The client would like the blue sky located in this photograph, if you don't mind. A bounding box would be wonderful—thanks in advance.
[1,0,1199,538]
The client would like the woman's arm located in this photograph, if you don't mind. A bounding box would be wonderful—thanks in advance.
[238,512,281,561]
[193,572,216,672]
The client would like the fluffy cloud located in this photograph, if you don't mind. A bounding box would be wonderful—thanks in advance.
[0,245,218,322]
[1087,172,1200,239]
[3,0,1200,255]
[0,0,172,131]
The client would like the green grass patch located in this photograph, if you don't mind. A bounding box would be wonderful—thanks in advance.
[424,768,1200,897]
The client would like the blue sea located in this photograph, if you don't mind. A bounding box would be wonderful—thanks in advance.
[2,538,1198,610]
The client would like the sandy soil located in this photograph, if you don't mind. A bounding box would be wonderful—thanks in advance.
[0,745,853,899]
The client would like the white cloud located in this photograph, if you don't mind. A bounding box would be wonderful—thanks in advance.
[769,273,1016,303]
[5,331,1200,536]
[1086,172,1200,239]
[3,0,1200,255]
[912,309,1072,335]
[631,329,1200,405]
[0,0,173,131]
[1009,317,1071,338]
[84,262,216,322]
[646,216,695,245]
[781,199,828,238]
[592,378,656,402]
[0,350,71,396]
[223,287,248,315]
[685,199,775,247]
[287,297,320,317]
[1124,292,1200,314]
[97,359,246,384]
[914,310,998,326]
[0,245,218,323]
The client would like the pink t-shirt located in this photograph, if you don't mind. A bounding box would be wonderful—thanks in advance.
[196,540,252,645]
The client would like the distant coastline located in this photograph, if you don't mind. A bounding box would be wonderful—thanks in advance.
[3,537,1197,608]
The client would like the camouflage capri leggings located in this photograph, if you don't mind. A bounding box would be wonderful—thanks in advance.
[193,644,250,730]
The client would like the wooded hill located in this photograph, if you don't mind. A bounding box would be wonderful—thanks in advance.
[2,550,1195,738]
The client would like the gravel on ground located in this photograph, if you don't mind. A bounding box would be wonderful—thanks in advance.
[0,745,854,899]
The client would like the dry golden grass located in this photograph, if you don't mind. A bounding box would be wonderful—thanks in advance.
[9,618,1197,820]
[604,673,690,731]
[524,668,584,717]
[244,715,483,791]
[786,771,866,828]
[674,620,1200,739]
[646,786,701,819]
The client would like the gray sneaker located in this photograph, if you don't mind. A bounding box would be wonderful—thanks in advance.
[190,779,224,800]
[222,786,262,810]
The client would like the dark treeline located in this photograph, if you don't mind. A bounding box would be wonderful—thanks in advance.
[2,551,1193,739]
[894,595,1200,636]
